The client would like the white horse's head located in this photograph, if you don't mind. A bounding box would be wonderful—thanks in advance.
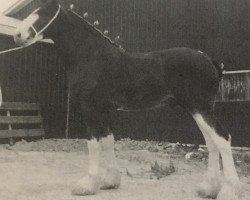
[13,11,41,46]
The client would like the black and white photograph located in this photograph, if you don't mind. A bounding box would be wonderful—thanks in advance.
[0,0,249,199]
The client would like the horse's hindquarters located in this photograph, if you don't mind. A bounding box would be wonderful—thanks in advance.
[163,49,219,113]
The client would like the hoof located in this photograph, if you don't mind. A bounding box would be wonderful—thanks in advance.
[217,181,242,200]
[72,174,100,196]
[100,167,121,190]
[197,177,221,199]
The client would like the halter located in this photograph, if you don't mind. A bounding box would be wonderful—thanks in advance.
[0,5,61,55]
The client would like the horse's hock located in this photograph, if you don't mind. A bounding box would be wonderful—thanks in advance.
[0,102,45,142]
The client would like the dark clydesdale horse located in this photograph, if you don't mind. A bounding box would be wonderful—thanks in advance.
[13,0,241,199]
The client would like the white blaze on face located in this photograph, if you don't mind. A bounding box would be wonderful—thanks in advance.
[14,13,41,46]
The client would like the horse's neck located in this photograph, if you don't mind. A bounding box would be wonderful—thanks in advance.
[50,12,119,66]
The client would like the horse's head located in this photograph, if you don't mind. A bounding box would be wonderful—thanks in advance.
[13,0,60,47]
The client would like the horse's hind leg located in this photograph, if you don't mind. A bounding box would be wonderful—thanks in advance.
[100,133,121,190]
[193,113,242,200]
[192,113,222,198]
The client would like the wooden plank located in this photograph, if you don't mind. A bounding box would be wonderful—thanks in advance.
[7,110,12,131]
[0,102,40,111]
[0,129,44,138]
[0,116,42,124]
[198,144,250,152]
[223,70,250,74]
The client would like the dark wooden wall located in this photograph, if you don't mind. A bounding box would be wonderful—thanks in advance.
[0,37,68,137]
[60,0,249,70]
[10,0,249,70]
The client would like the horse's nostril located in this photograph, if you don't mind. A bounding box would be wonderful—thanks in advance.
[17,33,21,37]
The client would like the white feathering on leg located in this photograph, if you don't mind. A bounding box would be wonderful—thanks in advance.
[101,134,116,167]
[193,113,222,198]
[100,134,121,189]
[72,138,101,196]
[88,138,100,176]
[193,113,242,199]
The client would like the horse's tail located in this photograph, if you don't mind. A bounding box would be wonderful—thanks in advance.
[212,60,224,79]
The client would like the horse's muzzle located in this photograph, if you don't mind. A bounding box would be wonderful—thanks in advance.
[13,28,36,47]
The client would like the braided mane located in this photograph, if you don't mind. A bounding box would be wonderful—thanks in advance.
[69,10,125,52]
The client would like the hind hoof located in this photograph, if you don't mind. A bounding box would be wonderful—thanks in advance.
[100,167,121,190]
[72,174,100,196]
[197,177,221,199]
[217,181,242,200]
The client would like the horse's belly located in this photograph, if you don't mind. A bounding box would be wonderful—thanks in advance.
[112,85,169,111]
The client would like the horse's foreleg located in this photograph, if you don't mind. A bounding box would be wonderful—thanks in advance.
[100,133,121,189]
[72,138,101,195]
[193,113,222,198]
[193,113,242,200]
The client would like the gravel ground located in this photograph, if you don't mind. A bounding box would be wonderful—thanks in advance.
[0,138,249,200]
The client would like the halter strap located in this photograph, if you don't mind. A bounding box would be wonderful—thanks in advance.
[0,5,61,55]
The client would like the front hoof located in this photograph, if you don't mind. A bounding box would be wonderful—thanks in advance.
[100,168,121,190]
[217,182,242,200]
[72,174,100,196]
[197,178,221,199]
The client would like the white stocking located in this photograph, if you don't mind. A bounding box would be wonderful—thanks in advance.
[193,114,221,198]
[193,113,241,200]
[100,134,121,189]
[72,138,101,195]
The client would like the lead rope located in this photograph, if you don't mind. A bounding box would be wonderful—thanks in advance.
[0,5,61,55]
[0,46,26,54]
